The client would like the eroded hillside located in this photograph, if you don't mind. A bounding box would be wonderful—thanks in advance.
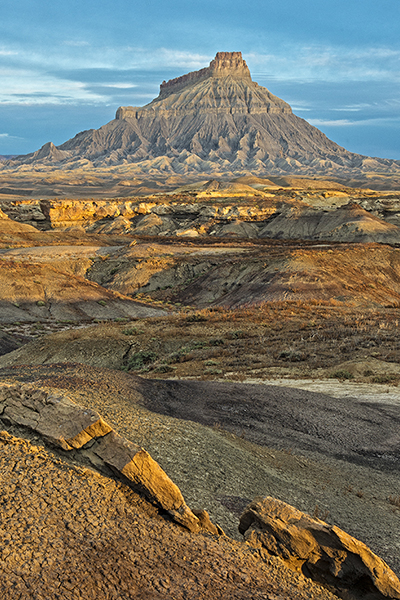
[1,180,400,598]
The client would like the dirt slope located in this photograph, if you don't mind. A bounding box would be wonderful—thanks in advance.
[85,241,400,308]
[0,430,341,600]
[1,362,399,581]
[0,245,164,322]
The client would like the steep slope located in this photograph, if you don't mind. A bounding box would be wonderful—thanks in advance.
[5,52,400,177]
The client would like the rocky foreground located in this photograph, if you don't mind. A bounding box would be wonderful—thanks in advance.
[0,430,343,600]
[1,380,399,600]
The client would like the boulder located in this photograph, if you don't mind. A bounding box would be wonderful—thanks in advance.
[0,383,203,533]
[239,496,400,600]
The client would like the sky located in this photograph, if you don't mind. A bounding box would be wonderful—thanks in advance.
[1,0,400,159]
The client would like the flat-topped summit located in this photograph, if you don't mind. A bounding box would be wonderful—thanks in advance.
[116,51,290,119]
[5,51,400,177]
[158,51,252,97]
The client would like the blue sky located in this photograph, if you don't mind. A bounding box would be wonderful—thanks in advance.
[1,0,400,159]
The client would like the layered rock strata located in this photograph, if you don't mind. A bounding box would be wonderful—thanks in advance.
[158,51,252,98]
[2,197,399,244]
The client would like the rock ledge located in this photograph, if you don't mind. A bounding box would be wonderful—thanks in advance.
[0,383,203,532]
[239,496,400,600]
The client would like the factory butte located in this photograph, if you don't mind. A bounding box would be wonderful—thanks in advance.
[7,51,400,178]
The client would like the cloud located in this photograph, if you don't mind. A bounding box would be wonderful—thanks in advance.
[0,39,399,110]
[0,44,214,107]
[150,49,211,69]
[248,44,400,83]
[0,133,22,139]
[0,68,108,105]
[308,118,356,127]
[309,116,400,128]
[332,104,374,112]
[101,83,137,89]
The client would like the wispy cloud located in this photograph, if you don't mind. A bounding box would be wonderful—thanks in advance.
[249,44,400,83]
[101,83,137,89]
[0,133,21,139]
[308,118,356,127]
[0,39,399,110]
[0,44,213,106]
[0,68,108,105]
[309,116,400,127]
[332,104,375,112]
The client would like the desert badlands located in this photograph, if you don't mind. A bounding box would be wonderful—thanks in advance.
[0,52,400,599]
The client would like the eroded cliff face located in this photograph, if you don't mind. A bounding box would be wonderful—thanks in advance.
[2,197,400,245]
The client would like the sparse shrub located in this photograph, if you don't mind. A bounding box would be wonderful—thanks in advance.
[97,300,107,306]
[122,327,144,336]
[209,337,225,346]
[204,359,219,366]
[204,367,223,374]
[230,329,244,339]
[371,374,398,384]
[363,369,374,377]
[329,370,354,380]
[188,340,206,349]
[37,300,46,307]
[125,351,157,371]
[279,350,304,362]
[168,351,184,363]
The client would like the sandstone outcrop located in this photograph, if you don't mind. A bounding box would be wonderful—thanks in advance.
[239,496,400,600]
[2,196,399,243]
[0,206,40,232]
[4,52,400,177]
[0,382,202,532]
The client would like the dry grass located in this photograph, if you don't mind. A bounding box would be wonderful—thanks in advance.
[9,300,398,381]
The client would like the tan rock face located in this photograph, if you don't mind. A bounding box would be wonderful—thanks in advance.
[0,383,202,532]
[239,496,400,600]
